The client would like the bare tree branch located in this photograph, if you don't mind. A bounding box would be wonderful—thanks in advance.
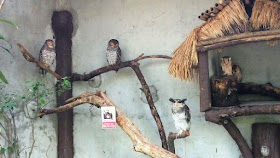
[17,42,172,150]
[17,43,63,79]
[168,131,190,154]
[70,53,171,149]
[38,91,179,158]
[221,119,253,158]
[70,53,171,82]
[0,0,6,12]
[205,104,280,124]
[131,64,168,149]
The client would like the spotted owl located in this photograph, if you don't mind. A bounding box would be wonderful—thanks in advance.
[221,56,233,76]
[106,39,121,66]
[39,39,56,75]
[169,98,191,136]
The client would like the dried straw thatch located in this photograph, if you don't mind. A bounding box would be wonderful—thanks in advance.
[251,0,280,45]
[168,0,249,81]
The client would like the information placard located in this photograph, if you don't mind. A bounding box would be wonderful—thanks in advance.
[101,106,116,129]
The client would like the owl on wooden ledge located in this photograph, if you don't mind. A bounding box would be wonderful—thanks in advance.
[169,98,191,137]
[221,56,242,82]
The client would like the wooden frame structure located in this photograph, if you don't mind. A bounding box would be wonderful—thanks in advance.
[197,29,280,158]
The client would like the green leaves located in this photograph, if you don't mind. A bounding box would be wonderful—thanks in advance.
[25,78,55,108]
[0,19,19,29]
[0,70,8,84]
[0,17,18,85]
[57,77,72,96]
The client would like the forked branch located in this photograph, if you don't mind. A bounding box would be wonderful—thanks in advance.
[38,91,179,158]
[18,42,172,150]
[71,53,171,81]
[168,131,190,154]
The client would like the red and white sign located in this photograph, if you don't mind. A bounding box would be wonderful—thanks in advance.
[101,106,116,129]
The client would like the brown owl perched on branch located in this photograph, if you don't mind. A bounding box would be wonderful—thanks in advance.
[106,39,121,66]
[39,39,56,75]
[221,56,233,76]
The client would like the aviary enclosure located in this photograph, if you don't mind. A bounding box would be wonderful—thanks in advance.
[1,0,280,157]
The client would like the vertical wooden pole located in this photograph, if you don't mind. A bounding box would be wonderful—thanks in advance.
[198,51,211,112]
[252,123,280,158]
[52,11,74,158]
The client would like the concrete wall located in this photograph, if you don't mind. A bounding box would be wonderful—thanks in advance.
[1,0,280,158]
[0,0,57,158]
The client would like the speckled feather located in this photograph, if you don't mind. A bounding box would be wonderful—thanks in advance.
[106,46,121,65]
[171,99,191,135]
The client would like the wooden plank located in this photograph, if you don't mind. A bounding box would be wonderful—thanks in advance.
[198,51,211,112]
[197,30,280,52]
[252,123,280,158]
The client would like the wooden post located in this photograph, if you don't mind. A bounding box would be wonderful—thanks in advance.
[198,51,211,112]
[252,123,280,158]
[211,76,239,107]
[52,10,74,158]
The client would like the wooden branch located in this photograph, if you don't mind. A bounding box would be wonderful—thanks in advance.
[221,119,253,158]
[71,54,171,149]
[38,91,179,158]
[238,82,280,99]
[131,64,168,150]
[17,43,63,79]
[0,0,6,12]
[197,30,280,52]
[168,131,190,154]
[71,54,171,82]
[205,104,280,124]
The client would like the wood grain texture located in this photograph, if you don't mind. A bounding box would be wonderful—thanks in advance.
[252,123,280,158]
[198,52,211,112]
[197,30,280,52]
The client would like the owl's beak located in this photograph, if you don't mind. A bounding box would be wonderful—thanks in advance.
[175,103,178,107]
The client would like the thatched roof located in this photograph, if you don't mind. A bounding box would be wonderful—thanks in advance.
[169,0,249,81]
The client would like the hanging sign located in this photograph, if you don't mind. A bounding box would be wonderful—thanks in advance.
[101,106,116,129]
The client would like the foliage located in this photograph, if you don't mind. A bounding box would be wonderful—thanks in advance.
[0,18,18,84]
[0,78,55,157]
[57,77,72,96]
[0,71,7,84]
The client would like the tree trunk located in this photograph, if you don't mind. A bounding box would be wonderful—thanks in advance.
[52,10,74,158]
[252,123,280,158]
[211,76,239,107]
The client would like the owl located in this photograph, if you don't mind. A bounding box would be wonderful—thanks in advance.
[106,39,121,66]
[169,98,191,136]
[221,56,233,76]
[232,64,242,82]
[39,39,56,75]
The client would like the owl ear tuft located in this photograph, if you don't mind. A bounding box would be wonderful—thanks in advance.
[180,98,187,103]
[169,98,175,103]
